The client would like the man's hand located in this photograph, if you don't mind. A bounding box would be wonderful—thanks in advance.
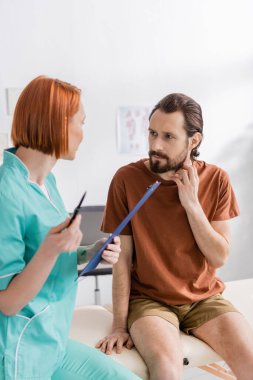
[171,164,199,211]
[95,328,134,355]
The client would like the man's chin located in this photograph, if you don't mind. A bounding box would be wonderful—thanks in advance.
[150,164,171,174]
[150,162,185,173]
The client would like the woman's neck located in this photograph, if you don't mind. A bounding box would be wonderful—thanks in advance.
[15,147,57,185]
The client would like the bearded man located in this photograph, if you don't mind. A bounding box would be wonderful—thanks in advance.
[96,93,253,380]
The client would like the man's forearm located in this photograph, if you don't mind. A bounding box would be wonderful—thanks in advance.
[186,203,229,268]
[112,262,131,330]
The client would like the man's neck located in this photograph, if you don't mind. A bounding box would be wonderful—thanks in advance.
[15,147,57,185]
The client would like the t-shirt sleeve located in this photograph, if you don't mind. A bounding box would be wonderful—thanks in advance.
[0,193,26,290]
[101,172,132,235]
[212,170,240,221]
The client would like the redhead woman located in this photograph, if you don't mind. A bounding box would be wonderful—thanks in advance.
[0,76,140,380]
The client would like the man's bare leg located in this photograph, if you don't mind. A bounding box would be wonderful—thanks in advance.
[191,312,253,380]
[130,316,183,380]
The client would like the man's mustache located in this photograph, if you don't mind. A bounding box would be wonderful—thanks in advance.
[149,150,169,160]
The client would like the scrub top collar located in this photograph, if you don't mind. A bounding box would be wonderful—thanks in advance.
[4,147,32,180]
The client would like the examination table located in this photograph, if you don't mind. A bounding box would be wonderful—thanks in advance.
[70,278,253,379]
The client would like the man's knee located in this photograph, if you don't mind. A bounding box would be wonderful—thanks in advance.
[148,352,183,379]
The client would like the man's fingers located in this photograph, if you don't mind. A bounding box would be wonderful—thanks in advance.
[106,337,119,354]
[96,336,128,355]
[186,165,194,183]
[116,339,124,354]
[97,337,118,354]
[126,337,134,349]
[95,339,103,348]
[95,333,130,354]
[181,169,190,185]
[99,341,108,353]
[171,177,183,188]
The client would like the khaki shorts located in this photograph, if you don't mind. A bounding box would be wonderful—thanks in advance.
[128,294,239,335]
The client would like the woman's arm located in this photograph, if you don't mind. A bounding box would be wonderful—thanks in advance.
[0,216,82,316]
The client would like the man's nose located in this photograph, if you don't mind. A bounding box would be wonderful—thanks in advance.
[151,137,164,152]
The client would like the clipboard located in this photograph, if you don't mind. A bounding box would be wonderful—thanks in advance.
[78,181,161,277]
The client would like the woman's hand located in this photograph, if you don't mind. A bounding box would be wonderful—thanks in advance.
[1,215,83,315]
[89,236,121,265]
[39,215,83,258]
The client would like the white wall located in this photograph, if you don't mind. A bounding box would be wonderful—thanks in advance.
[1,0,253,303]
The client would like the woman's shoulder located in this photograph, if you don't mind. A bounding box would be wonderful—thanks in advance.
[0,168,21,201]
[0,165,30,213]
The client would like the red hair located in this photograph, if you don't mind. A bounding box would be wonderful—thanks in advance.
[11,76,81,158]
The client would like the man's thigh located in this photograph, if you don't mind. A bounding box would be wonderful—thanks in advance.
[181,293,238,334]
[128,298,179,331]
[130,315,183,369]
[128,298,184,373]
[191,312,253,372]
[52,339,140,380]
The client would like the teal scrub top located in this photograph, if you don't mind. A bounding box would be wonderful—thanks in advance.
[0,148,79,380]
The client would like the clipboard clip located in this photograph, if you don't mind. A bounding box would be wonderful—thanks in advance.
[147,181,160,190]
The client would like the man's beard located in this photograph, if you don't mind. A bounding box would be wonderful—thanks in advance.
[149,146,189,173]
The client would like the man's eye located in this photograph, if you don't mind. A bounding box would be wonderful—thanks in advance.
[149,130,156,136]
[165,134,173,139]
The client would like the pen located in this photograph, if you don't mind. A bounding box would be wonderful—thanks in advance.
[68,191,87,226]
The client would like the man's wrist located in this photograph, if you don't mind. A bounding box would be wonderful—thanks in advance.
[112,325,128,332]
[184,200,202,215]
[112,318,128,331]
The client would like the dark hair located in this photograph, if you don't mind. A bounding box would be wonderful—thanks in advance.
[149,93,203,159]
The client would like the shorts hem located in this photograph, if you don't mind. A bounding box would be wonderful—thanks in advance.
[128,311,179,331]
[185,310,240,335]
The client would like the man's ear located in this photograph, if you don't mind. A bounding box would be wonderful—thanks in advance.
[190,132,202,149]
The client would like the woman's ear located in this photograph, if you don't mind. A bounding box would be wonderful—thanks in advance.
[190,132,202,149]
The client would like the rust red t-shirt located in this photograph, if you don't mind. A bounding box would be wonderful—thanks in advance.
[101,159,240,305]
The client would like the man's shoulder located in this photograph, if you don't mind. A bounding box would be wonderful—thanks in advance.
[195,160,228,178]
[114,159,147,178]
